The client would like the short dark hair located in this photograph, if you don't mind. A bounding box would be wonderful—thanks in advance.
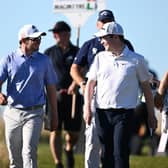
[48,21,71,33]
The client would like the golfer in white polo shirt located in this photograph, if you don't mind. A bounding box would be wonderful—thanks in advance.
[83,21,157,168]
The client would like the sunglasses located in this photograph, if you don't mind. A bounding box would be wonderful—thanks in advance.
[28,37,41,42]
[101,35,114,39]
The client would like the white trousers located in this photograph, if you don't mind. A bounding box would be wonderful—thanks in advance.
[3,106,44,168]
[85,98,100,168]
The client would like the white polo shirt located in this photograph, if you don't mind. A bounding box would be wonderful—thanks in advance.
[87,46,150,109]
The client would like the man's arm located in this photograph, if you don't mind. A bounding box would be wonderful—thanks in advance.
[154,71,168,110]
[158,72,168,94]
[0,81,7,105]
[70,64,87,95]
[46,85,58,131]
[141,81,157,130]
[83,79,96,125]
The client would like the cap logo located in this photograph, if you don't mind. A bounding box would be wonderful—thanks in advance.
[92,48,98,55]
[32,25,38,33]
[100,11,108,16]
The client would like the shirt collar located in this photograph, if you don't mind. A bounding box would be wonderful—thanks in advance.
[120,45,129,57]
[16,48,38,58]
[111,45,129,58]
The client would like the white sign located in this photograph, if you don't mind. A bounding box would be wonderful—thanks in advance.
[53,0,106,27]
[54,0,97,13]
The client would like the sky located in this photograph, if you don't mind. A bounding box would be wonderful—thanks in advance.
[0,0,168,80]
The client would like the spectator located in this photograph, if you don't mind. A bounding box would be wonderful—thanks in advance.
[130,70,160,156]
[44,21,83,168]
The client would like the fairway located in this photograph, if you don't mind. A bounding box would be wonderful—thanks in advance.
[1,121,168,168]
[38,142,168,168]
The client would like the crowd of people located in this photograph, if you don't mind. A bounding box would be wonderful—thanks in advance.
[0,8,167,168]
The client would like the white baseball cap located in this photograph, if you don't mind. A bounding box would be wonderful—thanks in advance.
[95,21,124,37]
[18,24,46,41]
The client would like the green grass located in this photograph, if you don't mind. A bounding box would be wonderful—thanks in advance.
[130,156,168,168]
[1,140,168,168]
[38,142,168,168]
[38,142,84,168]
[1,123,168,168]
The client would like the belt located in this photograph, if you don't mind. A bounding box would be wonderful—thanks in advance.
[14,105,43,111]
[97,108,134,112]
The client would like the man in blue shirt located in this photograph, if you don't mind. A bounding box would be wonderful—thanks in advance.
[70,10,134,168]
[0,24,58,168]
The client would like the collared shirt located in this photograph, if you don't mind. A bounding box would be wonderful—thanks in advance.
[73,37,134,69]
[44,42,78,89]
[0,48,57,108]
[87,46,150,109]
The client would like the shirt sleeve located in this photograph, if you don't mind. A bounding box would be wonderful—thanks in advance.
[136,55,151,82]
[86,54,99,81]
[73,41,90,66]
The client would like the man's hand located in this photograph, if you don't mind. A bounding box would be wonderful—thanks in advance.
[154,92,164,111]
[67,81,78,95]
[0,93,7,105]
[148,113,158,132]
[83,104,92,125]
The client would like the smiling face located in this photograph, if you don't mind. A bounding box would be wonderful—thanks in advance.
[100,34,125,53]
[26,37,41,51]
[20,36,42,55]
[100,35,114,50]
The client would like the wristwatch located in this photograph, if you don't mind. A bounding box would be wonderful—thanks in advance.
[79,81,86,87]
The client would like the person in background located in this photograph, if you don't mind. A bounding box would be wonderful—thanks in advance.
[0,24,58,168]
[70,9,134,168]
[83,21,157,168]
[44,21,83,168]
[130,70,160,155]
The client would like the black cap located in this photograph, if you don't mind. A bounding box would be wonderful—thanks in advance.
[98,10,115,22]
[48,21,71,33]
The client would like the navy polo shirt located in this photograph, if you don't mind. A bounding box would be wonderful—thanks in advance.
[44,42,79,89]
[73,37,104,68]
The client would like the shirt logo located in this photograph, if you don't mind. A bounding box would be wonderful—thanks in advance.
[92,48,98,55]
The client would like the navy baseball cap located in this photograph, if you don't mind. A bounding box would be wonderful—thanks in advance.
[98,10,115,22]
[48,21,71,32]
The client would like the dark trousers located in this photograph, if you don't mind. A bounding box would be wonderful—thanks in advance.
[95,108,133,168]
